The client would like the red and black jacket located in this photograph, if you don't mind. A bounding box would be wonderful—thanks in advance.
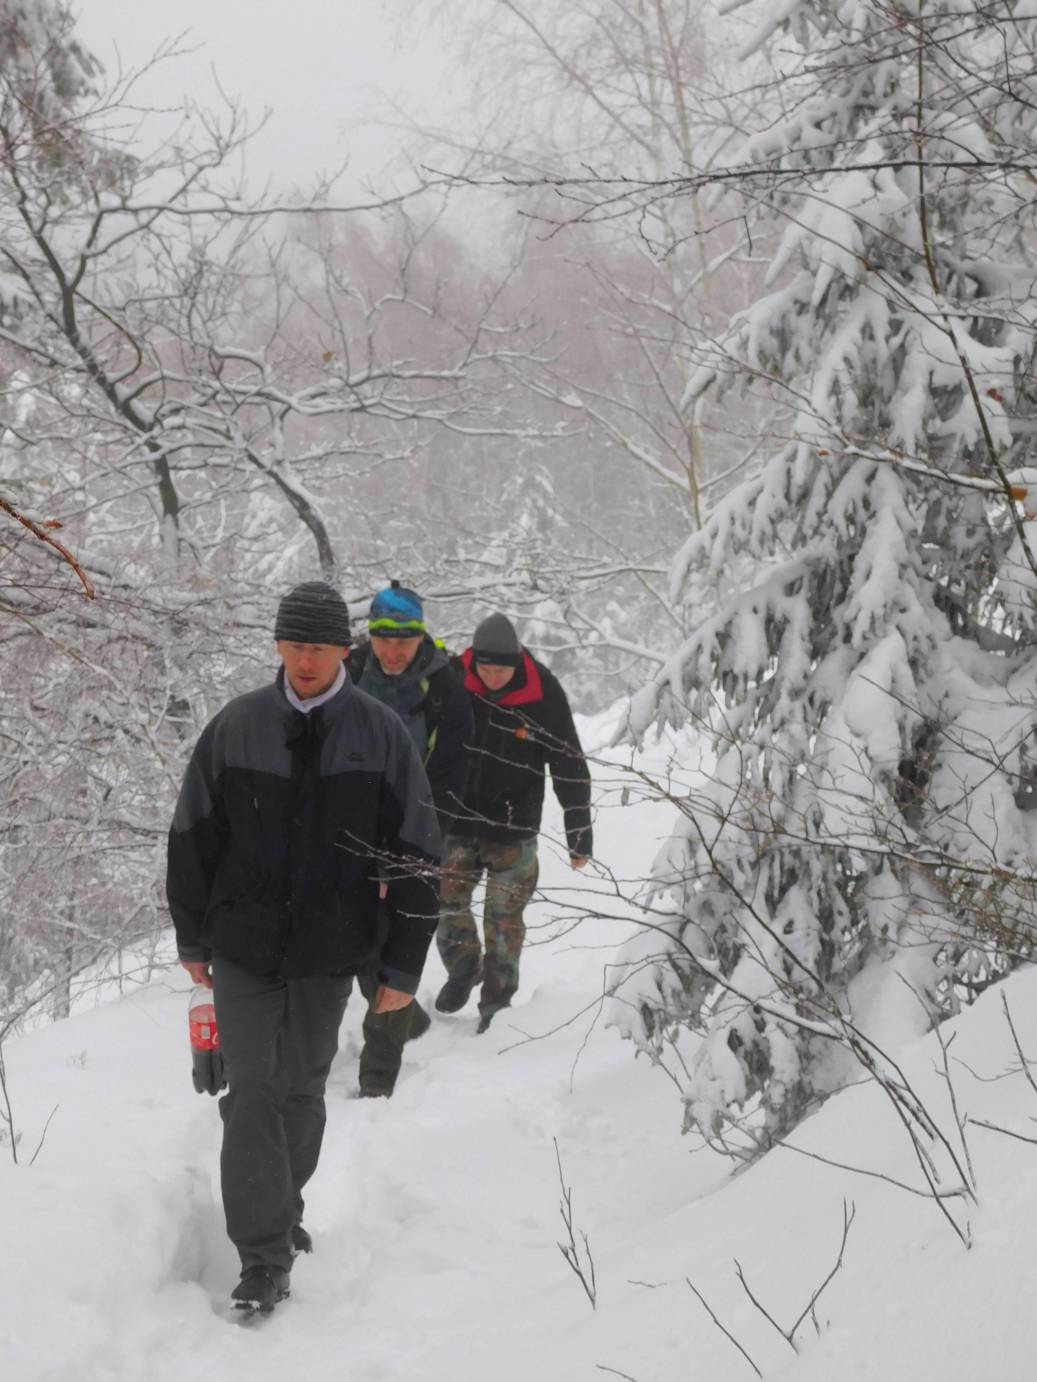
[452,649,592,858]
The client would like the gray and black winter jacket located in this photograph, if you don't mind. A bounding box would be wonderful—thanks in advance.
[167,670,441,992]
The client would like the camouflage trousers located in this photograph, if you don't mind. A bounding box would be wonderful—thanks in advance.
[437,836,540,1015]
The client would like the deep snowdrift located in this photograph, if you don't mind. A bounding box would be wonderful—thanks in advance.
[3,723,1037,1382]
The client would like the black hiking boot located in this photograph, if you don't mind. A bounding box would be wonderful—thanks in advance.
[358,1084,392,1098]
[231,1265,290,1313]
[407,1001,432,1041]
[476,1012,495,1035]
[436,971,478,1014]
[290,1224,312,1257]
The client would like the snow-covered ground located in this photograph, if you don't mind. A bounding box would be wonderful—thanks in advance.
[4,718,1037,1381]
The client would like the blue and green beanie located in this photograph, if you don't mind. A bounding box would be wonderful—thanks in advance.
[368,581,425,639]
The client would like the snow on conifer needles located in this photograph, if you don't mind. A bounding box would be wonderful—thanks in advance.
[614,0,1037,1154]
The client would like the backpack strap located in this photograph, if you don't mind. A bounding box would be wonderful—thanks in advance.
[421,670,444,764]
[421,659,464,763]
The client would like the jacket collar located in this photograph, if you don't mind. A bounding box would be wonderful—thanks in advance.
[462,648,543,707]
[282,661,347,714]
[275,664,354,722]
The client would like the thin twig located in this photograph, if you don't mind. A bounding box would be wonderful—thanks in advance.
[555,1138,597,1310]
[734,1258,795,1353]
[685,1277,762,1378]
[0,1040,18,1166]
[897,977,978,1194]
[969,1118,1037,1147]
[787,1200,856,1340]
[28,1105,60,1167]
[770,1136,972,1201]
[1001,994,1037,1103]
[0,497,95,598]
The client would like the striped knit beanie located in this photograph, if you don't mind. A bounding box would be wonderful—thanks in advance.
[274,581,352,645]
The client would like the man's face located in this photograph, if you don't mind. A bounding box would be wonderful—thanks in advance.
[276,641,349,699]
[476,662,516,693]
[371,634,422,677]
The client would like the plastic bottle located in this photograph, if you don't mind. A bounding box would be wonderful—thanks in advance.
[188,986,226,1096]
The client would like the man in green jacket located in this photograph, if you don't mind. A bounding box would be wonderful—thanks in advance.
[346,581,473,1094]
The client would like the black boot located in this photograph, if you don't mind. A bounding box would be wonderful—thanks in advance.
[476,1012,495,1035]
[290,1223,312,1256]
[231,1265,290,1312]
[436,970,479,1014]
[408,1001,432,1040]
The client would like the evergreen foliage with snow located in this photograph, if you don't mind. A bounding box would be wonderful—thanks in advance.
[618,0,1037,1148]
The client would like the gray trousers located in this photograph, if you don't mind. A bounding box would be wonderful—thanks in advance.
[211,958,352,1271]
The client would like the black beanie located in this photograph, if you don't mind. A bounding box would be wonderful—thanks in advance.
[274,581,352,645]
[471,612,522,667]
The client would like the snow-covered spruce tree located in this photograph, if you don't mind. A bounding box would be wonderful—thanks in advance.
[615,0,1037,1149]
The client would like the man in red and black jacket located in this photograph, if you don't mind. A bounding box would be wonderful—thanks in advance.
[436,612,592,1032]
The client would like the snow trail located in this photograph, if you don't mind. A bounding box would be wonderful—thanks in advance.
[6,728,1037,1381]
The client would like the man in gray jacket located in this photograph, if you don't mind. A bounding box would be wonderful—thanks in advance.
[167,581,440,1313]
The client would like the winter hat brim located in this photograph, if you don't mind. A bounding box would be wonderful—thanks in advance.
[368,583,425,638]
[274,581,352,645]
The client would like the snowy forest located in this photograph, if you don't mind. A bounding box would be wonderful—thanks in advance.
[5,0,1037,1374]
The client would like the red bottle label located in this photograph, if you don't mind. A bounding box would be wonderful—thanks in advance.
[189,1002,221,1051]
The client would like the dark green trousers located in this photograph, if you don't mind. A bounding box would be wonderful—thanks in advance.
[357,968,430,1096]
